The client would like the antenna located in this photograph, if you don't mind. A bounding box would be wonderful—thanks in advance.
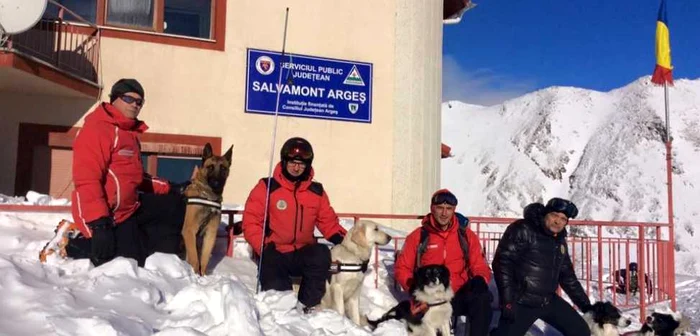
[0,0,48,35]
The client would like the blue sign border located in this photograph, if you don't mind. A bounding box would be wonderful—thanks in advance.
[244,48,373,124]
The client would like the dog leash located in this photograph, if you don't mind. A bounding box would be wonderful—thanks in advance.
[409,299,449,317]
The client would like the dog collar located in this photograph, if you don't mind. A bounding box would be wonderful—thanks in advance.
[329,260,369,274]
[186,197,222,210]
[426,300,449,307]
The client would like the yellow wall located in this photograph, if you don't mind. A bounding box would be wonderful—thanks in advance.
[2,0,443,230]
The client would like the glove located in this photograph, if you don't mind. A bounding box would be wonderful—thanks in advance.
[466,276,489,294]
[169,180,191,196]
[579,302,593,313]
[500,303,517,321]
[328,233,345,245]
[88,217,116,267]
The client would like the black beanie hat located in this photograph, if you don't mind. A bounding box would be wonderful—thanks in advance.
[110,79,145,102]
[544,197,579,219]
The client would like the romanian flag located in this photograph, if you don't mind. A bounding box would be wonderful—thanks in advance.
[651,0,673,85]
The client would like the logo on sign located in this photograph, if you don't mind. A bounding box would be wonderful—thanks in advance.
[349,103,359,114]
[343,65,365,86]
[255,56,275,75]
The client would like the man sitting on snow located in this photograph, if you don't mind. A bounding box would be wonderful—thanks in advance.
[40,79,189,267]
[394,189,493,336]
[242,137,346,314]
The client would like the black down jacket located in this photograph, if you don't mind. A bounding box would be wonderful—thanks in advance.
[492,203,591,310]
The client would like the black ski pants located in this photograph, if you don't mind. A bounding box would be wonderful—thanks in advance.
[490,294,590,336]
[259,243,331,308]
[67,193,186,267]
[452,282,493,336]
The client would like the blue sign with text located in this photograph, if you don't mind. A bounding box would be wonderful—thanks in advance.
[245,49,373,123]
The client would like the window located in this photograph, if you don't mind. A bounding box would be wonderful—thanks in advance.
[164,0,212,39]
[45,0,97,23]
[155,156,199,183]
[107,0,155,29]
[142,154,200,183]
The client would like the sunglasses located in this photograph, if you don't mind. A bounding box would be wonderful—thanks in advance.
[431,192,458,206]
[120,95,145,106]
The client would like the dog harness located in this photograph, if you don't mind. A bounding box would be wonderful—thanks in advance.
[329,260,369,274]
[186,197,222,210]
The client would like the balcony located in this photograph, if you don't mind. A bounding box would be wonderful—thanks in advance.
[0,1,101,98]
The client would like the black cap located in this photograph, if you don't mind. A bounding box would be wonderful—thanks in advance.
[110,79,145,102]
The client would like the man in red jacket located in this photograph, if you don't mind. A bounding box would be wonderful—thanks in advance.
[41,79,187,267]
[243,137,346,313]
[394,189,493,336]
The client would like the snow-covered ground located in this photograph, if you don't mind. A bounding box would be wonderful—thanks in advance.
[0,208,408,336]
[1,201,698,335]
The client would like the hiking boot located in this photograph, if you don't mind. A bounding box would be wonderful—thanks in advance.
[39,220,78,263]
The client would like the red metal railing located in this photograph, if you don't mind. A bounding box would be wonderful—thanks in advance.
[221,211,675,321]
[2,1,100,84]
[0,205,676,321]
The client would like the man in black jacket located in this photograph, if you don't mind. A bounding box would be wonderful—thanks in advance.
[491,198,592,336]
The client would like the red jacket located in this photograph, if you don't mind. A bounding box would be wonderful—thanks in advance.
[71,103,170,237]
[395,214,492,293]
[242,163,347,254]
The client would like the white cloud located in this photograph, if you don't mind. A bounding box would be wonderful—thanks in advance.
[442,54,537,106]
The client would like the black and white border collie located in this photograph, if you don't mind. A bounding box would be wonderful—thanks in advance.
[368,264,454,336]
[623,310,688,336]
[583,301,632,336]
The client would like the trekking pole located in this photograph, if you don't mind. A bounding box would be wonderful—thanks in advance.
[256,7,290,294]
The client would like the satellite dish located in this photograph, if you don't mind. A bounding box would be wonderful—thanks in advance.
[0,0,48,35]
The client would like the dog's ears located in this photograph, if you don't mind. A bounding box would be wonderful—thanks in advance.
[202,143,214,163]
[223,145,233,165]
[351,222,369,248]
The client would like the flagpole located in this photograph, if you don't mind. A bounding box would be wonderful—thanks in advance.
[663,81,677,311]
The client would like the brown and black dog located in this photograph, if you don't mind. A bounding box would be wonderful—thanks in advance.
[182,143,233,275]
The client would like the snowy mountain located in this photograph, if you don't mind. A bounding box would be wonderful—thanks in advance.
[441,76,700,274]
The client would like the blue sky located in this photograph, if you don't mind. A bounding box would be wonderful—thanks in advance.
[443,0,700,105]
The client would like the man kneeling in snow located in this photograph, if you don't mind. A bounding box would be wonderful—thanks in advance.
[394,189,493,336]
[491,198,592,336]
[242,137,346,314]
[40,79,189,267]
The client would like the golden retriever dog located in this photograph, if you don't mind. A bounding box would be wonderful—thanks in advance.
[320,219,392,325]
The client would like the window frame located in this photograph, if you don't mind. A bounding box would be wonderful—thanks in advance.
[54,0,225,51]
[15,123,222,197]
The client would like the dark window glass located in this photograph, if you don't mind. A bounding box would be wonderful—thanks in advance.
[44,0,97,23]
[164,0,211,38]
[107,0,154,29]
[156,157,199,183]
[141,154,149,172]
